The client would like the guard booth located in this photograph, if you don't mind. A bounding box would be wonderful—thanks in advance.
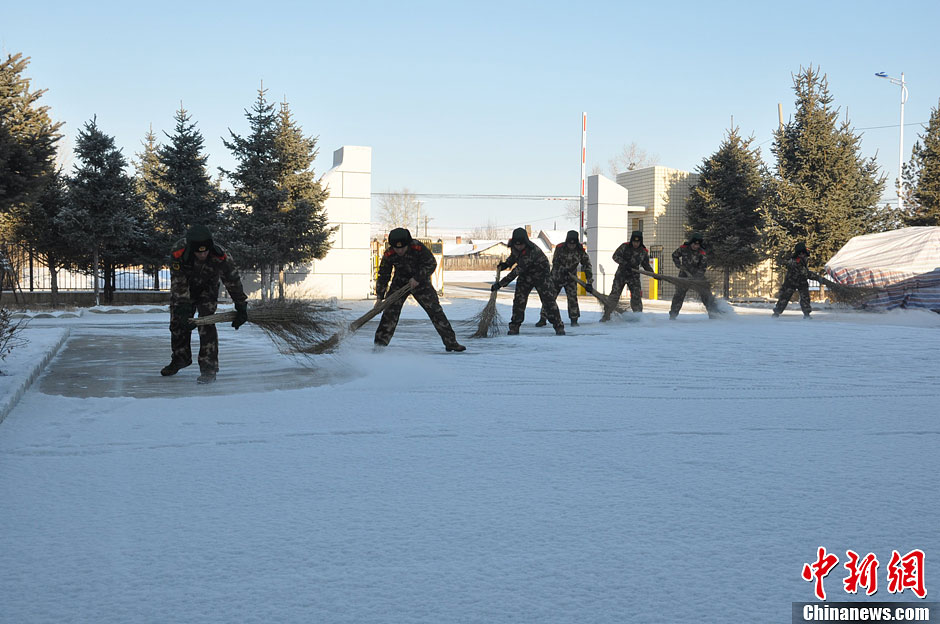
[370,238,444,297]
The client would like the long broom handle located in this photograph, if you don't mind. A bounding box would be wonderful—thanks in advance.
[810,272,882,293]
[349,282,413,332]
[570,274,616,309]
[638,268,709,288]
[190,310,237,327]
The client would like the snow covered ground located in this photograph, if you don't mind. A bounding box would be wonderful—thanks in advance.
[1,291,939,623]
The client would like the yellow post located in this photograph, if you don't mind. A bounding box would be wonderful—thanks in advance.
[577,271,586,295]
[649,258,658,300]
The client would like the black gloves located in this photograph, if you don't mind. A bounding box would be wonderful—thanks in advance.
[491,282,501,292]
[173,302,195,324]
[232,301,248,330]
[584,283,594,294]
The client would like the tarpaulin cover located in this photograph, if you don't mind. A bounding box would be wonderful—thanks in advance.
[825,226,940,311]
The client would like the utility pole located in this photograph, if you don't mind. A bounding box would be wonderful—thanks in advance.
[580,112,587,242]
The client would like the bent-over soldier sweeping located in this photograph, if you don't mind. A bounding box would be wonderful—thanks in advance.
[669,232,715,320]
[162,225,248,384]
[374,228,465,352]
[772,242,813,319]
[493,227,565,336]
[602,230,653,320]
[537,230,593,327]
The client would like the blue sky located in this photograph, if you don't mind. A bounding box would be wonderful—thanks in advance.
[4,0,939,234]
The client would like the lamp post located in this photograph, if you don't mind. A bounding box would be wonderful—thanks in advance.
[875,71,909,212]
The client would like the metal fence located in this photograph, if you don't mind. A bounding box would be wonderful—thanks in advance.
[1,243,171,292]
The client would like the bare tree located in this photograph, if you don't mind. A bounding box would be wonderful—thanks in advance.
[607,142,658,178]
[564,199,582,223]
[470,219,504,240]
[377,188,429,235]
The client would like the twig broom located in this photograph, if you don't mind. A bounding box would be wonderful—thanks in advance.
[300,283,414,354]
[191,299,336,354]
[811,273,884,305]
[469,269,503,338]
[571,275,634,319]
[638,268,725,316]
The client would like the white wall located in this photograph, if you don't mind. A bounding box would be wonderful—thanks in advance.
[288,146,372,299]
[586,174,646,294]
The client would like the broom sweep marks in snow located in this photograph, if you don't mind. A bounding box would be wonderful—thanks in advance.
[468,269,503,338]
[191,299,337,355]
[300,283,414,354]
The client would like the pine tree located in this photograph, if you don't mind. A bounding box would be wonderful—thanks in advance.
[63,117,146,304]
[268,100,334,297]
[156,106,222,240]
[9,170,72,304]
[0,53,63,215]
[133,125,170,287]
[221,87,284,299]
[134,126,164,221]
[686,127,767,297]
[900,99,940,226]
[762,66,885,269]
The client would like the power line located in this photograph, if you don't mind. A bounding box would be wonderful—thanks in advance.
[372,193,577,201]
[755,120,927,147]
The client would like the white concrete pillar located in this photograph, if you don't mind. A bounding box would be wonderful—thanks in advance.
[586,174,645,295]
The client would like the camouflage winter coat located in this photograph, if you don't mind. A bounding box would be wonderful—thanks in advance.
[375,239,437,299]
[671,244,708,278]
[612,242,653,277]
[782,255,813,287]
[169,239,247,307]
[497,241,551,286]
[551,243,593,283]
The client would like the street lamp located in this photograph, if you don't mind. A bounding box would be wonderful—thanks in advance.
[875,71,909,212]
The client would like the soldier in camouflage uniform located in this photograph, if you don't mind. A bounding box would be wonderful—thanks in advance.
[374,228,465,352]
[537,230,593,327]
[493,227,565,336]
[669,232,714,320]
[772,242,813,319]
[601,230,653,321]
[161,225,248,384]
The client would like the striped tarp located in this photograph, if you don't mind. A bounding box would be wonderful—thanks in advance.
[824,227,940,312]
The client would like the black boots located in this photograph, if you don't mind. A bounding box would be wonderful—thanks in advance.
[160,360,191,376]
[196,370,217,384]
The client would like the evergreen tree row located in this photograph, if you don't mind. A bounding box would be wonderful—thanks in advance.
[686,65,940,292]
[1,54,333,303]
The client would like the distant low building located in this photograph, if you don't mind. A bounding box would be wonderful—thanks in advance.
[442,239,511,270]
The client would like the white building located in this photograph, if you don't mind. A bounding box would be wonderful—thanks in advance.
[284,146,373,299]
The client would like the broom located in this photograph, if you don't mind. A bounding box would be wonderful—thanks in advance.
[570,275,634,319]
[468,269,504,338]
[638,268,724,315]
[190,299,336,354]
[300,282,414,354]
[810,272,884,305]
[638,268,710,292]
